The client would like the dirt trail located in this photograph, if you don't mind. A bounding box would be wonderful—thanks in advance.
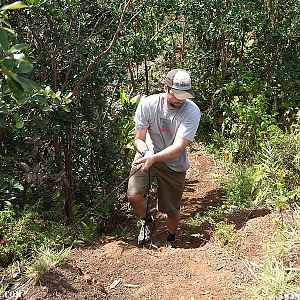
[26,145,276,300]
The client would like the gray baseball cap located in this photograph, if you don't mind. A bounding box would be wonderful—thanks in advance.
[165,69,195,100]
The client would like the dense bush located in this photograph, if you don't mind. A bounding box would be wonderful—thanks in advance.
[1,0,300,269]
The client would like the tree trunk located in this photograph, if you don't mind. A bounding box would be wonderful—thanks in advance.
[64,127,73,224]
[53,131,73,224]
[144,58,149,95]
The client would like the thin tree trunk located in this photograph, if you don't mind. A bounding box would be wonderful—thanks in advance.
[51,49,57,92]
[64,127,73,224]
[144,58,149,95]
[53,131,73,224]
[61,58,75,92]
[128,62,136,90]
[181,17,187,65]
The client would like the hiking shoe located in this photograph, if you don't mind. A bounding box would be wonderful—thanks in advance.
[137,215,154,245]
[166,231,177,248]
[166,239,177,249]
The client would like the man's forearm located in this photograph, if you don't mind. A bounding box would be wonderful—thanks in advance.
[152,143,186,163]
[134,137,148,155]
[134,138,189,171]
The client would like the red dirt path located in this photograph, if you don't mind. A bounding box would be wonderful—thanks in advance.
[24,144,282,300]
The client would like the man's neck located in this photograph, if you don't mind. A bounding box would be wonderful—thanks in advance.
[163,93,176,111]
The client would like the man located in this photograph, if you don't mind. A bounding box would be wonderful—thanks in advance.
[127,69,201,248]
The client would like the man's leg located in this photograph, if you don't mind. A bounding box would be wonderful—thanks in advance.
[166,211,180,234]
[127,154,154,245]
[128,194,154,245]
[153,162,186,248]
[128,194,147,218]
[127,152,150,218]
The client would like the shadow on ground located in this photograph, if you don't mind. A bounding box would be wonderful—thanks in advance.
[105,184,272,251]
[36,266,78,294]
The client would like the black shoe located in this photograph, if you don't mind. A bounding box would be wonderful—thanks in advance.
[166,239,177,248]
[166,231,177,248]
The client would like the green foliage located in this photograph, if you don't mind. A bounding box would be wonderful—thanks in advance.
[117,90,140,150]
[0,0,299,278]
[76,220,98,243]
[184,0,300,161]
[219,90,276,160]
[252,126,300,209]
[265,209,300,257]
[222,166,256,211]
[212,221,237,247]
[1,2,28,10]
[208,125,300,223]
[196,114,300,224]
[187,165,256,225]
[25,245,70,282]
[245,257,300,300]
[0,203,70,266]
[0,4,36,102]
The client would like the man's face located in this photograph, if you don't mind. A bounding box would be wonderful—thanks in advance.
[166,89,185,109]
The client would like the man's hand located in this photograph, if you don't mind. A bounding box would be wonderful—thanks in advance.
[135,151,154,171]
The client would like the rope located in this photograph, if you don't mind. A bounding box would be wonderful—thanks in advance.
[143,167,152,245]
[54,167,141,245]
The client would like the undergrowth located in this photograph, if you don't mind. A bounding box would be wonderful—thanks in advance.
[244,207,300,300]
[245,256,300,300]
[192,113,300,299]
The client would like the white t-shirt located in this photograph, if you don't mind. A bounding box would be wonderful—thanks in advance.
[134,93,201,172]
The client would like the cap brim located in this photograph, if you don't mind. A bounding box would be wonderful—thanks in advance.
[170,88,195,100]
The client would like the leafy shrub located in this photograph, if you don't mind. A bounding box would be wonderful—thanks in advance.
[0,205,68,266]
[25,245,70,283]
[221,166,256,212]
[220,91,276,161]
[212,221,237,247]
[245,257,300,300]
[265,208,300,257]
[252,126,300,209]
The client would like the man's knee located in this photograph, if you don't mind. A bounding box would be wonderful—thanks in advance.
[166,211,180,218]
[128,194,144,204]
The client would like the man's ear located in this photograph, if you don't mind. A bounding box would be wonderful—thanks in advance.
[163,85,169,93]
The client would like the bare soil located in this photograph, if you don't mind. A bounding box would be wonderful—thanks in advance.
[23,145,293,300]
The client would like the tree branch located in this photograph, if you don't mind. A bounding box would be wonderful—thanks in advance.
[61,58,75,92]
[51,49,58,92]
[72,0,133,96]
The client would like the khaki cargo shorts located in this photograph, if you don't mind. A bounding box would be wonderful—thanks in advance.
[127,153,186,214]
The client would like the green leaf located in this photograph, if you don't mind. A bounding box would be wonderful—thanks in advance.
[17,61,33,73]
[0,118,7,127]
[13,183,24,190]
[62,106,70,112]
[120,89,129,107]
[15,119,24,128]
[64,92,73,104]
[1,27,15,35]
[9,43,29,53]
[3,57,17,69]
[7,77,24,98]
[0,28,8,51]
[1,1,28,11]
[13,113,24,129]
[13,53,26,61]
[14,75,37,91]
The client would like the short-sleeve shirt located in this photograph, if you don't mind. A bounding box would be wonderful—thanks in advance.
[134,93,201,172]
